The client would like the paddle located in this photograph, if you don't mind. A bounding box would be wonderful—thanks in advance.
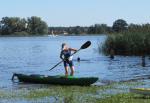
[49,41,91,71]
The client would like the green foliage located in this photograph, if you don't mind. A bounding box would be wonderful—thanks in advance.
[0,17,150,36]
[0,16,48,35]
[0,81,144,103]
[27,16,48,35]
[48,24,110,35]
[101,33,150,55]
[49,26,89,35]
[99,93,150,103]
[127,23,150,35]
[87,24,109,34]
[100,23,150,55]
[112,19,128,32]
[0,17,27,35]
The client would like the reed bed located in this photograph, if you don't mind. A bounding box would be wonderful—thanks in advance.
[100,33,150,56]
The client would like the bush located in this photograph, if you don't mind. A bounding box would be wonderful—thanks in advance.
[100,33,150,56]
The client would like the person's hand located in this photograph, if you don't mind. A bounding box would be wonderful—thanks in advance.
[74,50,78,53]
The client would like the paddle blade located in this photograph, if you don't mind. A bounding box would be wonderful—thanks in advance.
[80,41,91,49]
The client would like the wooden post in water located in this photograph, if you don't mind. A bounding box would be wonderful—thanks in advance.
[142,55,146,67]
[110,49,115,59]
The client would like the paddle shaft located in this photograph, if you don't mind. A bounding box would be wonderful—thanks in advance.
[49,49,81,71]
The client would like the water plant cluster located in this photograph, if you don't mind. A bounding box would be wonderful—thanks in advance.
[101,32,150,56]
[0,82,146,103]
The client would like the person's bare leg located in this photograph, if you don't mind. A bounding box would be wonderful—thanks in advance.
[70,66,74,76]
[65,66,69,76]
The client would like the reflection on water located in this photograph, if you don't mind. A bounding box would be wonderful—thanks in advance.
[0,36,150,88]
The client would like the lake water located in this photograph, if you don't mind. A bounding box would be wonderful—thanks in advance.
[0,35,150,88]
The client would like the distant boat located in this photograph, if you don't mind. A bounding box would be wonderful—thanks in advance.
[48,30,58,37]
[63,31,68,35]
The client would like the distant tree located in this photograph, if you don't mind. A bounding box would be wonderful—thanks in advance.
[0,17,27,35]
[87,26,95,34]
[95,24,108,34]
[16,18,27,32]
[37,21,48,34]
[112,19,128,32]
[1,17,12,34]
[87,24,108,34]
[95,24,101,34]
[73,26,83,34]
[27,16,48,34]
[106,26,113,34]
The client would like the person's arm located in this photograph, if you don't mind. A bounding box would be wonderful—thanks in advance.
[60,51,63,60]
[69,48,77,52]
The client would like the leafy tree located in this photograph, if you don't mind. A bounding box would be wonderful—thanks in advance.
[27,16,48,34]
[1,17,12,34]
[95,24,108,34]
[87,26,95,34]
[87,24,108,34]
[37,21,48,34]
[16,18,27,32]
[112,19,128,32]
[95,24,101,34]
[0,17,27,35]
[71,26,82,34]
[0,16,48,35]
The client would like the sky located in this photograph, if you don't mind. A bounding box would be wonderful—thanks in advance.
[0,0,150,26]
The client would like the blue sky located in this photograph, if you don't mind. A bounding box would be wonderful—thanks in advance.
[0,0,150,26]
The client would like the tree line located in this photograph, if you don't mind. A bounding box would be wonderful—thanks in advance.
[48,24,112,35]
[0,16,48,36]
[0,17,150,35]
[49,19,150,35]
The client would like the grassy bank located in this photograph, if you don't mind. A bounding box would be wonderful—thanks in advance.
[100,33,150,56]
[99,93,150,103]
[0,81,146,103]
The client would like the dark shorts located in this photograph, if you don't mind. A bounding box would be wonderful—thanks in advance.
[63,60,74,67]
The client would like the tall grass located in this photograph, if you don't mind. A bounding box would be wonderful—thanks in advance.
[100,33,150,55]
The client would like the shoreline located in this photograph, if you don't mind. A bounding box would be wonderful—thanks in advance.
[0,34,106,37]
[0,81,147,103]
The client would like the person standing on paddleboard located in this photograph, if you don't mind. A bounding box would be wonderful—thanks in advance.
[60,43,77,76]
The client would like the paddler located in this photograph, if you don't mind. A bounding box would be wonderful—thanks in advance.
[60,43,77,76]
